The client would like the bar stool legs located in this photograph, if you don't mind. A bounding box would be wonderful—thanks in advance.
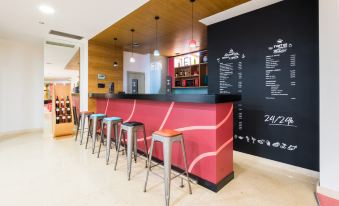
[85,119,92,149]
[75,112,92,145]
[91,118,98,154]
[163,138,173,206]
[114,122,148,181]
[144,131,192,206]
[144,138,155,192]
[127,127,134,180]
[114,128,125,170]
[79,114,87,144]
[75,114,81,142]
[180,138,192,194]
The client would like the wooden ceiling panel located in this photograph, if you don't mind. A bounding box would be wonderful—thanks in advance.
[91,0,249,57]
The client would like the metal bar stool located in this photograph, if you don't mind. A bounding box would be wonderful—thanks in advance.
[75,111,93,145]
[114,121,149,181]
[144,129,192,206]
[85,113,106,154]
[97,117,123,165]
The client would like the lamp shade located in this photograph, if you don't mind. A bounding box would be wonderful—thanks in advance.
[189,39,197,48]
[153,49,160,56]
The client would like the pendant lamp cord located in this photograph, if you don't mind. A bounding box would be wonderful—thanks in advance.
[131,31,134,56]
[191,1,194,40]
[156,19,158,50]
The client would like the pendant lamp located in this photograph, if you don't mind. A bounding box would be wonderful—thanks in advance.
[130,29,136,63]
[153,16,160,56]
[189,0,197,48]
[113,38,118,67]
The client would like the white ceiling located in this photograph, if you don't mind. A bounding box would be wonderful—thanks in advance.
[0,0,149,41]
[44,39,79,82]
[0,0,149,81]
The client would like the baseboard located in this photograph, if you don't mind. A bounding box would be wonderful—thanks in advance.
[317,185,339,200]
[234,151,319,179]
[0,128,43,138]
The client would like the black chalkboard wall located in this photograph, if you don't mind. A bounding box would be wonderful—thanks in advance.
[208,0,319,171]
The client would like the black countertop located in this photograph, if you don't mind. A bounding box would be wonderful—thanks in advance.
[89,93,241,104]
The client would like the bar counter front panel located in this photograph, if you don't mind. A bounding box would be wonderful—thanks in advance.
[91,93,240,191]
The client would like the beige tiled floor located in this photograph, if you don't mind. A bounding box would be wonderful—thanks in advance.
[0,114,318,206]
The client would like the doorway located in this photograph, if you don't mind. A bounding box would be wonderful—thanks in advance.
[127,71,145,94]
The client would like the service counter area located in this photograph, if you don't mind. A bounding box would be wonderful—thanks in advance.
[90,93,240,191]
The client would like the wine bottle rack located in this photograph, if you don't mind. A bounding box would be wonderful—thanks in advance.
[52,83,74,138]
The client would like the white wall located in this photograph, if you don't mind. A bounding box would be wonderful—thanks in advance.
[319,0,339,193]
[123,51,151,93]
[123,51,168,94]
[0,38,44,134]
[150,55,168,94]
[79,39,88,112]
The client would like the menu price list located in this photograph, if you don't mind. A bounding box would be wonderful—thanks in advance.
[265,39,296,100]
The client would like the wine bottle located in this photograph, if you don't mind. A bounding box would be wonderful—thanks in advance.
[56,107,60,116]
[67,107,71,115]
[61,96,65,108]
[66,96,70,107]
[55,96,59,108]
[56,116,60,124]
[62,116,66,123]
[67,115,72,123]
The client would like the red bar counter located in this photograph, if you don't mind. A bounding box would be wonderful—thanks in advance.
[89,93,241,192]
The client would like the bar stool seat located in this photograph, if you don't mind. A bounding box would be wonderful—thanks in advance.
[97,116,123,164]
[144,129,192,206]
[123,121,144,127]
[154,129,182,137]
[91,113,106,118]
[103,117,122,122]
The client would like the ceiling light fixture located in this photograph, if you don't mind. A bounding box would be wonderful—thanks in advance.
[153,16,160,57]
[189,0,197,48]
[130,29,136,63]
[113,38,118,68]
[38,5,55,15]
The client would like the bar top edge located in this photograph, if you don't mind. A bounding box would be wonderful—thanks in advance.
[89,93,241,104]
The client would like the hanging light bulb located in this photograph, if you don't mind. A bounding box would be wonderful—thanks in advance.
[130,29,136,63]
[153,49,160,57]
[153,16,160,57]
[113,38,118,67]
[189,0,197,48]
[189,39,197,48]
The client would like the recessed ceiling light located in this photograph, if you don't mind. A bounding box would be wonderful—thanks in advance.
[38,5,55,15]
